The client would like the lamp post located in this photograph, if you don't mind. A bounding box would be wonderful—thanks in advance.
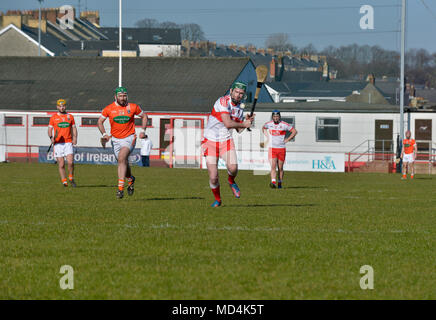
[38,0,43,56]
[119,0,122,86]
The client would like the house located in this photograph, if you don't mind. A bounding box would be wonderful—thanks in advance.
[0,56,273,165]
[0,24,67,56]
[265,80,368,103]
[99,27,181,57]
[0,8,181,57]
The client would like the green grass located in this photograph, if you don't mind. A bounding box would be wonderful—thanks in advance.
[0,162,435,299]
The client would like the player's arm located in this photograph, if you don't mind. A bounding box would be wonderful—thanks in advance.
[400,144,404,159]
[71,116,78,145]
[97,116,110,141]
[48,118,55,144]
[236,113,256,133]
[284,128,298,143]
[47,126,54,143]
[222,113,253,130]
[72,125,78,145]
[139,112,148,139]
[414,142,418,159]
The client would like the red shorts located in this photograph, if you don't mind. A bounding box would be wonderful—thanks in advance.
[269,148,286,161]
[202,138,235,158]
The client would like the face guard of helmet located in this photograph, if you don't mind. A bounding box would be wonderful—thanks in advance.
[115,86,128,106]
[230,81,247,105]
[272,110,281,124]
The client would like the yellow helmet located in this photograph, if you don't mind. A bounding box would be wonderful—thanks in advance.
[57,99,66,106]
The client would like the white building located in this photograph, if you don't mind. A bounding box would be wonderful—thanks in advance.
[2,101,435,172]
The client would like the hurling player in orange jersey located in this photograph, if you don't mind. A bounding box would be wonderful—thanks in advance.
[401,130,418,179]
[98,87,148,199]
[47,99,78,187]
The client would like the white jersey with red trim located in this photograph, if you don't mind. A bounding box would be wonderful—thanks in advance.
[263,120,293,148]
[204,95,244,142]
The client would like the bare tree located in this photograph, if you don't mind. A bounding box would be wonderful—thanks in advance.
[135,18,159,28]
[265,33,295,52]
[181,23,206,42]
[160,21,179,29]
[299,43,318,55]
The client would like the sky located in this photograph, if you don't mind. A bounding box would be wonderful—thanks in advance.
[2,0,436,53]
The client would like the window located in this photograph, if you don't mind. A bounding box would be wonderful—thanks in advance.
[281,116,295,141]
[181,120,201,128]
[81,117,99,126]
[134,118,152,127]
[316,117,340,142]
[33,117,50,126]
[5,116,23,125]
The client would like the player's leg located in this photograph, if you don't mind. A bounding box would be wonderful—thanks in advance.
[277,160,285,189]
[66,153,76,187]
[277,149,286,188]
[269,158,278,188]
[57,157,68,187]
[125,136,137,196]
[116,146,130,198]
[222,140,240,198]
[401,158,407,179]
[410,160,415,179]
[206,156,221,207]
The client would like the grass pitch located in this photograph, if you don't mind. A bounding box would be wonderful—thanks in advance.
[0,162,435,299]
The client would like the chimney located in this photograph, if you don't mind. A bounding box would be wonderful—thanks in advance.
[270,58,276,79]
[199,41,208,51]
[310,55,319,63]
[80,10,100,25]
[3,11,22,29]
[257,48,265,55]
[238,46,247,54]
[267,48,275,56]
[181,39,189,49]
[248,46,256,54]
[367,73,375,85]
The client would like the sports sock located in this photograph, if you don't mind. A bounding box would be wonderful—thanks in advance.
[62,178,68,186]
[118,179,125,191]
[68,174,73,181]
[210,182,221,202]
[411,174,414,179]
[227,174,235,185]
[271,179,276,184]
[402,174,406,179]
[127,176,134,185]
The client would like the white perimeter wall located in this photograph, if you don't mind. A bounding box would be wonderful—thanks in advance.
[139,44,181,57]
[2,110,436,161]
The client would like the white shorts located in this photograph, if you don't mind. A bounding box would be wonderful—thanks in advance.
[111,134,137,160]
[403,153,415,163]
[54,142,74,158]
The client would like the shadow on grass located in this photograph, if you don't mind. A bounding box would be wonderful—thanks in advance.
[75,185,117,188]
[134,196,205,201]
[414,177,433,180]
[282,186,326,189]
[227,203,316,208]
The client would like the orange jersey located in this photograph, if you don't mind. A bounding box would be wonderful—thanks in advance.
[403,139,416,154]
[101,102,143,139]
[49,113,76,144]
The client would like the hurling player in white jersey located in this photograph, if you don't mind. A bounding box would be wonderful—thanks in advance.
[262,110,297,189]
[202,81,255,207]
